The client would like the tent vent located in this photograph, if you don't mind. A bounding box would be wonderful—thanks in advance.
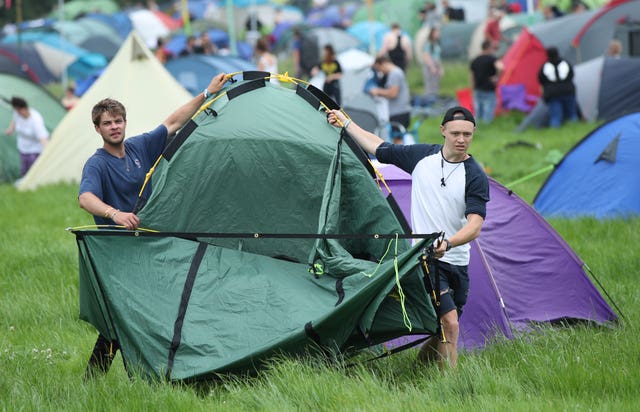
[131,36,149,61]
[594,133,620,164]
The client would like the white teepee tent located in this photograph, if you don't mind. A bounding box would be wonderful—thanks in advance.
[18,32,193,191]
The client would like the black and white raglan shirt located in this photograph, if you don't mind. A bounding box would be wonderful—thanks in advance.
[376,142,490,266]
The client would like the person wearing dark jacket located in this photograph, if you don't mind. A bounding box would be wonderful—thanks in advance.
[538,47,578,128]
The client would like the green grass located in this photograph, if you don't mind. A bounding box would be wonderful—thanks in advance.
[1,62,639,410]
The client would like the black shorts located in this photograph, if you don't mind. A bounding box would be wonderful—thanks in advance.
[428,260,469,317]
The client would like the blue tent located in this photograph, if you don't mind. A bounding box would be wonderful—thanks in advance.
[85,12,133,40]
[1,32,108,80]
[533,112,640,219]
[165,55,256,95]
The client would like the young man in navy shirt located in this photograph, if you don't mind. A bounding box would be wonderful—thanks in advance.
[79,72,228,378]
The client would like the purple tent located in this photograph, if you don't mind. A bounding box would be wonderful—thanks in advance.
[376,164,618,350]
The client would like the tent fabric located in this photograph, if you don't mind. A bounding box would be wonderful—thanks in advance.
[533,111,640,218]
[0,74,67,182]
[375,163,618,350]
[74,74,441,380]
[165,55,257,96]
[17,32,193,191]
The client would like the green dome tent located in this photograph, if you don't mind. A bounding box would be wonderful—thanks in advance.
[72,72,440,381]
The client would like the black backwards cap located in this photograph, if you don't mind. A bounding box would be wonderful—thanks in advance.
[441,106,476,126]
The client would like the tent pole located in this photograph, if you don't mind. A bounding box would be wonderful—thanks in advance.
[181,0,191,36]
[226,0,237,56]
[58,0,68,90]
[505,164,554,189]
[366,0,375,55]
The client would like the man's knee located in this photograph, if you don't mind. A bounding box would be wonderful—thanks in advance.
[440,307,459,333]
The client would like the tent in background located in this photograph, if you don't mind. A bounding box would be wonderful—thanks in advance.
[127,9,178,49]
[165,55,257,96]
[346,20,388,54]
[351,0,425,37]
[1,32,108,80]
[575,56,640,121]
[0,74,67,183]
[0,43,57,84]
[568,0,640,64]
[53,17,122,60]
[498,0,640,113]
[17,32,193,191]
[84,12,133,41]
[50,0,118,20]
[497,10,596,112]
[376,164,618,350]
[533,111,640,218]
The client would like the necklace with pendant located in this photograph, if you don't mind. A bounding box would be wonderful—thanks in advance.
[440,154,462,187]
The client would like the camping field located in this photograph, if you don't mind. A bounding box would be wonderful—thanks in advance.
[2,65,639,410]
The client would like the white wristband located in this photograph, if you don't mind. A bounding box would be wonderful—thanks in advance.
[203,88,210,99]
[343,119,351,130]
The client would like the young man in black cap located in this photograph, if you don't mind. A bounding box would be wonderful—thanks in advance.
[327,106,489,369]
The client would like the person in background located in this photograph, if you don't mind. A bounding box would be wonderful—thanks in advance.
[61,85,80,111]
[255,36,279,83]
[194,31,216,55]
[421,26,444,101]
[79,73,229,379]
[419,2,442,29]
[4,96,49,178]
[607,39,622,58]
[538,46,578,128]
[368,55,412,144]
[484,7,503,50]
[442,0,465,22]
[470,39,503,123]
[378,23,413,72]
[311,44,343,105]
[326,106,489,370]
[292,28,304,79]
[542,5,564,20]
[179,35,197,56]
[154,37,173,64]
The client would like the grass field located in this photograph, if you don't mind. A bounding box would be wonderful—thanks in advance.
[1,62,639,410]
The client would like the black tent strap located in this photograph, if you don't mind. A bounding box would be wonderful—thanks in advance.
[71,230,440,241]
[166,241,208,380]
[341,130,376,178]
[226,77,266,100]
[296,84,322,110]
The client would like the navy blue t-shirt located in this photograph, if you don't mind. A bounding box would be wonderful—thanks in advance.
[79,125,167,225]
